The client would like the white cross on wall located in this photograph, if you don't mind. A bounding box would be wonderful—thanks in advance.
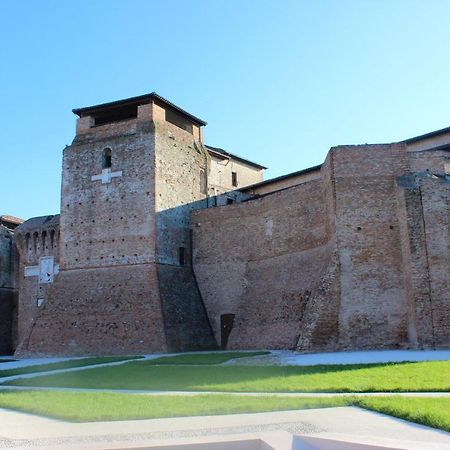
[24,256,59,284]
[91,168,123,184]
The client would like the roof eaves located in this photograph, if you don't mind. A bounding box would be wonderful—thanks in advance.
[73,92,207,126]
[240,164,322,192]
[402,125,450,144]
[205,145,267,170]
[0,215,24,225]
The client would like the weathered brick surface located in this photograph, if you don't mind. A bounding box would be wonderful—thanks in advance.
[9,93,450,355]
[192,170,341,350]
[12,96,262,356]
[17,265,167,356]
[193,144,449,351]
[332,144,410,349]
[420,176,450,346]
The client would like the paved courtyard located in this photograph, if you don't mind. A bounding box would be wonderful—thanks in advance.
[0,406,449,449]
[0,350,449,449]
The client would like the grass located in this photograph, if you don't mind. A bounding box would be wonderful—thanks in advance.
[355,396,450,433]
[0,390,448,433]
[7,360,449,393]
[147,351,270,365]
[0,390,349,422]
[0,356,141,378]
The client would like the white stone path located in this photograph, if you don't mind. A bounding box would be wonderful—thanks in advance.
[0,406,449,449]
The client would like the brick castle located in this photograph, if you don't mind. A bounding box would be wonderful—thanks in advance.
[1,92,449,355]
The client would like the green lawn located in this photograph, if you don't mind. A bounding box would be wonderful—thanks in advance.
[7,360,449,393]
[0,356,141,378]
[0,390,448,432]
[0,390,349,422]
[355,396,450,433]
[147,351,269,365]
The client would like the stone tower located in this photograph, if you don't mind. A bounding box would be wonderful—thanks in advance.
[14,93,264,355]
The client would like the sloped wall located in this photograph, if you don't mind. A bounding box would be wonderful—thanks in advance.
[192,164,341,351]
[15,264,167,356]
[396,172,450,348]
[193,143,450,352]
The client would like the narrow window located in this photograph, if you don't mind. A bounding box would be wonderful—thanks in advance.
[42,230,47,250]
[102,148,112,169]
[50,229,55,248]
[179,247,186,266]
[232,171,238,187]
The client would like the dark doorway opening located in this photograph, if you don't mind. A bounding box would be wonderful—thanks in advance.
[220,313,235,349]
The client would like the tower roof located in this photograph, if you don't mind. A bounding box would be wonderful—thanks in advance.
[72,92,207,126]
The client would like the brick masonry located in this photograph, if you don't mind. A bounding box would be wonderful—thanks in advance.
[3,93,449,356]
[11,94,261,356]
[193,144,449,351]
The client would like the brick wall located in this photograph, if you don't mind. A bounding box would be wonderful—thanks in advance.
[193,144,450,351]
[192,164,341,350]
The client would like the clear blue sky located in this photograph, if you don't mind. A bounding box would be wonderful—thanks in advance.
[2,0,450,219]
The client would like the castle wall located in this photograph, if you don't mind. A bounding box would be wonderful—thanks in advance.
[192,163,340,350]
[14,105,170,355]
[60,125,156,270]
[0,226,17,354]
[154,116,208,265]
[419,176,450,346]
[193,143,449,351]
[16,264,166,355]
[14,215,60,353]
[154,109,217,350]
[11,92,449,356]
[331,144,410,349]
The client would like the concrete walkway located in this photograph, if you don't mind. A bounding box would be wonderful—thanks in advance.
[0,406,449,449]
[0,351,449,448]
[1,384,449,397]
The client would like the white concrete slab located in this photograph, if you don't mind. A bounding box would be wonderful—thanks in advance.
[0,406,449,448]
